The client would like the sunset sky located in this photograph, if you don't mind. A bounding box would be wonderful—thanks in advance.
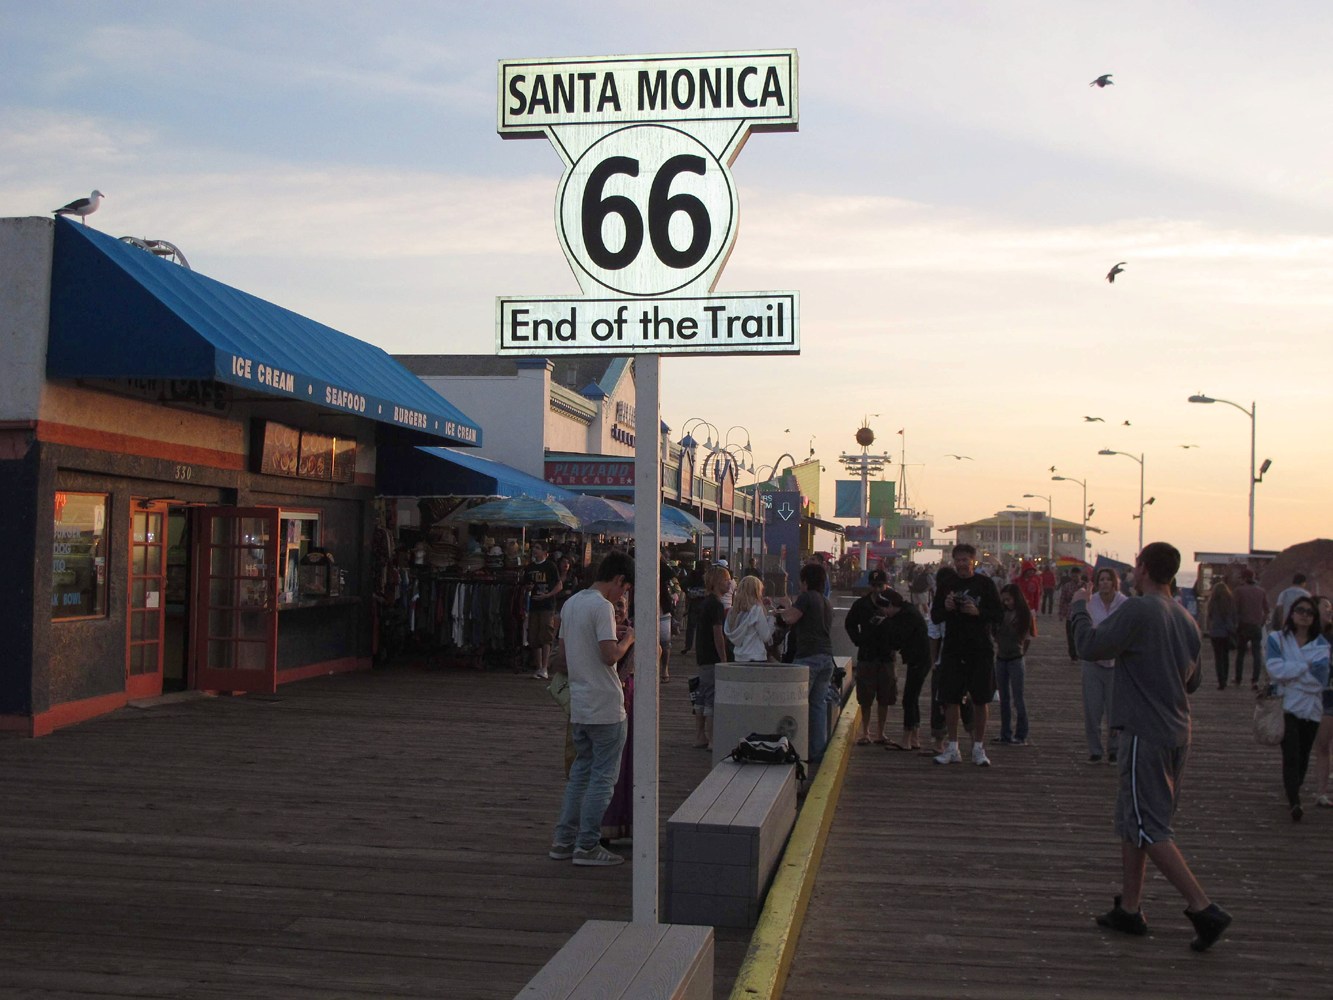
[5,2,1330,579]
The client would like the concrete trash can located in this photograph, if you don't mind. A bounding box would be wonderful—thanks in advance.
[712,663,810,768]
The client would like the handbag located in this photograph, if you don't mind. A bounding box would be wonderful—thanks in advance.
[1253,671,1284,746]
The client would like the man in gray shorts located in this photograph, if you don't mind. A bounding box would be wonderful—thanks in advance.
[1070,541,1232,952]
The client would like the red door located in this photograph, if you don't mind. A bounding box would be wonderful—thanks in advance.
[127,501,169,699]
[192,507,279,694]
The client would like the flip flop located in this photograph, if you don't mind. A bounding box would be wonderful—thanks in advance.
[884,741,911,751]
[855,735,871,746]
[871,736,887,745]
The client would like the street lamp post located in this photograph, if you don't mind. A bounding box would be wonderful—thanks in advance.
[1023,493,1053,565]
[1098,449,1146,553]
[678,419,720,563]
[1187,394,1267,553]
[1051,475,1088,559]
[724,426,756,566]
[1005,504,1032,560]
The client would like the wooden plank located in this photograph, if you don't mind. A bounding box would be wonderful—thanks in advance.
[515,919,627,999]
[780,620,1333,999]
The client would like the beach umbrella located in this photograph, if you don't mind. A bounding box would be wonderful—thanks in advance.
[444,495,580,530]
[564,494,694,542]
[661,505,709,533]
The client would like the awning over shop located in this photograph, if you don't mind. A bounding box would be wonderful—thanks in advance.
[376,445,577,501]
[46,219,481,447]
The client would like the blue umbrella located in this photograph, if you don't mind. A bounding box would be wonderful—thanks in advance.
[444,495,580,529]
[565,494,694,542]
[661,505,709,533]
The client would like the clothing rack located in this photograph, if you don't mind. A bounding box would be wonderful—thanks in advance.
[408,570,525,669]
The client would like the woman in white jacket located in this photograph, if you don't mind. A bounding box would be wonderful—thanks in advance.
[1264,596,1331,821]
[724,575,775,663]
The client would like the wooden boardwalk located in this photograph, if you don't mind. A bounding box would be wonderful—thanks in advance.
[0,655,747,999]
[783,621,1333,999]
[5,610,1331,999]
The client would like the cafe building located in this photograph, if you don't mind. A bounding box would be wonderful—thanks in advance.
[0,217,481,736]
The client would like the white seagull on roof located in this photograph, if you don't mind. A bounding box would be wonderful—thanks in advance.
[54,190,104,224]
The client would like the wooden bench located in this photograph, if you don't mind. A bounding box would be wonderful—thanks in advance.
[664,759,798,928]
[515,919,713,1000]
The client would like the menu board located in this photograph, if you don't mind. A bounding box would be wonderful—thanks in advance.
[298,431,334,480]
[257,421,301,477]
[255,421,356,483]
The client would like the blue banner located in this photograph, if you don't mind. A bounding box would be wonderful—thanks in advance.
[835,480,863,518]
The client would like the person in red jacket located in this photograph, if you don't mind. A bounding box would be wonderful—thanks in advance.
[1017,561,1042,636]
[1039,565,1057,615]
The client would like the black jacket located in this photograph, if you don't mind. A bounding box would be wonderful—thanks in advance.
[931,572,1002,652]
[844,592,895,661]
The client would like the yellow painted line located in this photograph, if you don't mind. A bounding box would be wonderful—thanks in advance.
[727,700,860,1000]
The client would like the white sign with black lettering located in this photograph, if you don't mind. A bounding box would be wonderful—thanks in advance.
[495,49,800,355]
[498,292,799,355]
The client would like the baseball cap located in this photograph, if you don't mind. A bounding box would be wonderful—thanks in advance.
[867,569,888,585]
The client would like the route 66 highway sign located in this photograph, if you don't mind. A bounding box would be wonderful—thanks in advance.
[496,50,800,356]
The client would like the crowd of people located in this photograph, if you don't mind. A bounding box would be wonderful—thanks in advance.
[535,536,1329,955]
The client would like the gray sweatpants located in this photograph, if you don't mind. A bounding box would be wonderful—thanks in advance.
[1080,662,1118,758]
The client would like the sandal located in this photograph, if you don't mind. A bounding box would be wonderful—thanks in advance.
[855,735,871,746]
[884,741,911,751]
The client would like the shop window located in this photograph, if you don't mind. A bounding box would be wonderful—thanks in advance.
[279,511,320,602]
[52,492,110,620]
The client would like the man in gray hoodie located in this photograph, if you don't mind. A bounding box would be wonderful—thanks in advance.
[1071,541,1231,952]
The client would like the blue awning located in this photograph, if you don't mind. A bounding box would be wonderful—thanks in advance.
[46,219,481,447]
[376,445,577,501]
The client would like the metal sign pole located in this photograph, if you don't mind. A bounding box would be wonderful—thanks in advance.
[632,356,661,922]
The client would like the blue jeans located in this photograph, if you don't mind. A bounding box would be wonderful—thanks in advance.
[995,655,1028,742]
[554,720,627,851]
[795,654,835,762]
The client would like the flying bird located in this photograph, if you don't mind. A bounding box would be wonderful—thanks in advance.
[1048,466,1057,473]
[53,190,104,224]
[945,454,973,461]
[1179,444,1199,449]
[1122,420,1131,426]
[1083,416,1105,422]
[1106,262,1126,283]
[1090,74,1114,88]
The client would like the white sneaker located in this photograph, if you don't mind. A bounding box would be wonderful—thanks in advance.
[972,743,991,767]
[933,743,962,765]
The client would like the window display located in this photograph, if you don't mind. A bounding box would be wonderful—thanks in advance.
[52,492,109,620]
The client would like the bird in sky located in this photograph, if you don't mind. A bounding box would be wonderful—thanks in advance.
[1083,416,1105,422]
[53,189,103,224]
[1122,420,1131,426]
[945,454,973,461]
[1048,465,1057,473]
[1090,74,1114,88]
[1179,444,1200,449]
[1106,262,1126,283]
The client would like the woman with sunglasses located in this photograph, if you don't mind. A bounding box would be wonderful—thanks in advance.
[1263,597,1331,821]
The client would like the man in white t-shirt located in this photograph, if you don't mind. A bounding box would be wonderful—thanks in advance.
[548,550,636,867]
